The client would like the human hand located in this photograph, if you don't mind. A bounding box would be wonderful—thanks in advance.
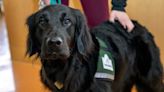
[110,10,134,32]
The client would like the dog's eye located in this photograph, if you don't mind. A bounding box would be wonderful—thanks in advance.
[39,16,48,26]
[63,19,71,26]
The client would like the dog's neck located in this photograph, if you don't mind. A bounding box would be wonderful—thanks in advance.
[40,50,98,92]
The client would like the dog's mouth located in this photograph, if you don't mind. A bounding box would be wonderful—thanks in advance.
[40,38,73,61]
[41,48,71,61]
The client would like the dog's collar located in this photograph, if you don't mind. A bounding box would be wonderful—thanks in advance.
[42,66,64,91]
[94,37,115,81]
[54,81,64,90]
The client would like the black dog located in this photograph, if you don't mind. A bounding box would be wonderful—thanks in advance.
[26,5,164,92]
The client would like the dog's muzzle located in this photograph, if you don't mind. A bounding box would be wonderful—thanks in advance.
[47,37,63,47]
[41,36,71,60]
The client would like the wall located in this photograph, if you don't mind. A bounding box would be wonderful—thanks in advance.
[126,0,164,64]
[4,0,39,63]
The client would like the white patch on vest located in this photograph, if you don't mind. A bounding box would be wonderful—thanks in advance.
[102,54,113,71]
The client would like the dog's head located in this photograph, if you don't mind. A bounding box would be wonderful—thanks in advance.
[26,5,93,60]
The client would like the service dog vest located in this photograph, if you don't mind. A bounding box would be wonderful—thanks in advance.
[94,37,115,81]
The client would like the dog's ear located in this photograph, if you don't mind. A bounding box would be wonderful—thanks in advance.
[26,13,40,57]
[72,9,94,55]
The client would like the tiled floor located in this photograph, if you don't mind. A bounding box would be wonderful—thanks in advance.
[0,16,15,92]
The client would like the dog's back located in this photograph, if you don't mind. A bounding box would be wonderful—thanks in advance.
[91,20,164,92]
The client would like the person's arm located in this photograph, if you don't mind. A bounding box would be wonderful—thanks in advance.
[110,0,134,32]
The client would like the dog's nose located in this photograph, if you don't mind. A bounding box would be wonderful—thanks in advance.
[47,37,63,47]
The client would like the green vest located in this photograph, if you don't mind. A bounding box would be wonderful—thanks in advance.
[94,37,115,81]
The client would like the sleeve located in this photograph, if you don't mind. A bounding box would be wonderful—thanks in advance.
[111,0,127,11]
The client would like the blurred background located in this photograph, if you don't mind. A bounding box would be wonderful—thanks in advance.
[0,0,164,92]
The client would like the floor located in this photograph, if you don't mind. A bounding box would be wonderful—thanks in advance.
[0,16,15,91]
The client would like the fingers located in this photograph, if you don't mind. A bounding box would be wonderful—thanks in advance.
[118,18,127,29]
[119,18,134,32]
[109,12,115,23]
[109,10,135,32]
[126,20,134,32]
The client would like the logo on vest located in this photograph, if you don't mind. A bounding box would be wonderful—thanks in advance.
[102,54,113,71]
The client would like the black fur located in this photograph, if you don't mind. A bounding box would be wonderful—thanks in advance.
[26,5,164,92]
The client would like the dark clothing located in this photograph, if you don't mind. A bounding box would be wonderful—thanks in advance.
[61,0,127,27]
[112,0,127,11]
